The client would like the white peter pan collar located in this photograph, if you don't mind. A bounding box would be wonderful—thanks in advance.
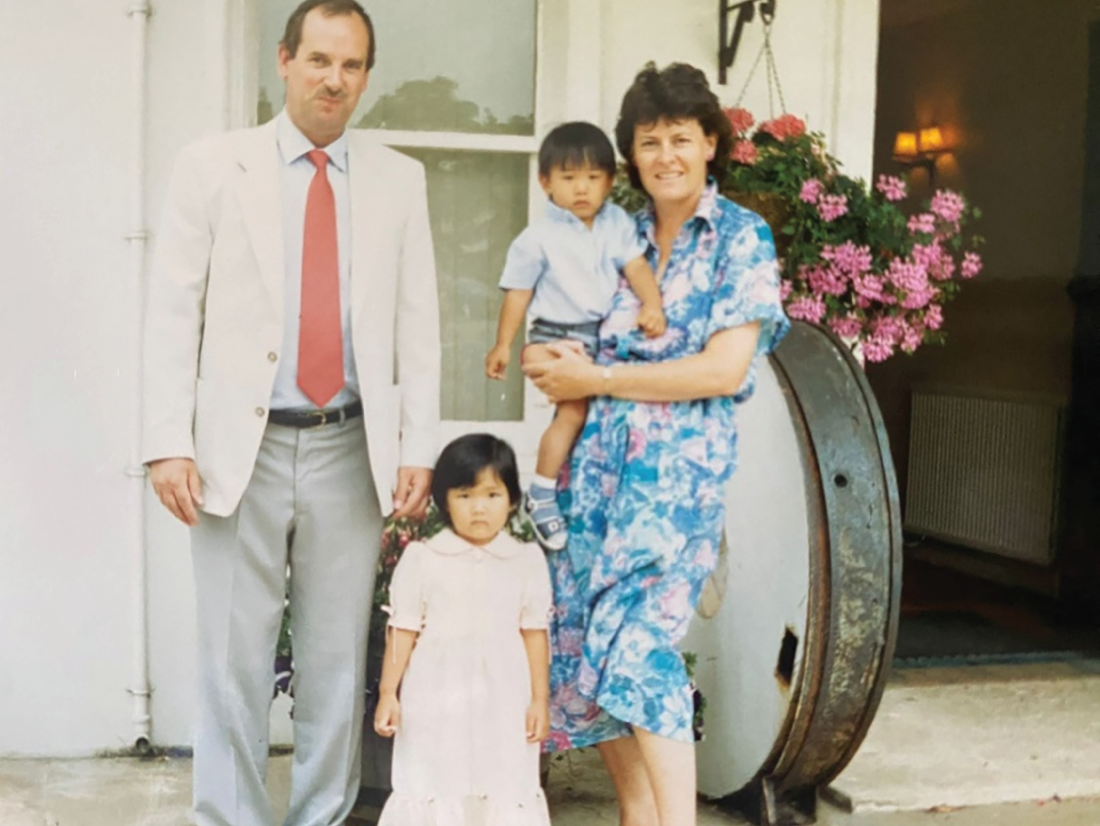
[425,528,525,559]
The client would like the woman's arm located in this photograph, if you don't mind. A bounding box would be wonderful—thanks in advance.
[521,628,550,742]
[373,627,419,736]
[523,322,761,404]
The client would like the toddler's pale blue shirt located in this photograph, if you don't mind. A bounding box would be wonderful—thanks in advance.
[498,200,648,325]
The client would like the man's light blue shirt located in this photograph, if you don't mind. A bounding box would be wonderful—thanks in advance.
[498,200,648,325]
[270,109,360,411]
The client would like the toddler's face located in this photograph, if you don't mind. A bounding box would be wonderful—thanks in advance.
[540,163,614,227]
[447,468,513,546]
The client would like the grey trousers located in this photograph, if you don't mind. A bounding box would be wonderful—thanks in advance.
[190,420,383,826]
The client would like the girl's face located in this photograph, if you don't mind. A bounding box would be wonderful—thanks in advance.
[631,117,717,210]
[446,468,513,546]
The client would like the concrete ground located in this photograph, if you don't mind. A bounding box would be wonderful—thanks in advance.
[3,660,1100,825]
[1,749,1098,826]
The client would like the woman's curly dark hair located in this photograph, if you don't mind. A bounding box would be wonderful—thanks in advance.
[615,62,733,192]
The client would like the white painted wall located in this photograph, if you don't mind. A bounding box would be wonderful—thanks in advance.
[601,0,881,181]
[0,0,880,757]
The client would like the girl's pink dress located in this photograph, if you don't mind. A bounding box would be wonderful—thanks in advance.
[377,528,553,826]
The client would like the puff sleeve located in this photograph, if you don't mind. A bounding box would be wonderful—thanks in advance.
[385,541,428,632]
[707,214,791,402]
[519,545,554,630]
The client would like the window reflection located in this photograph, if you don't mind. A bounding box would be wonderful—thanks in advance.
[400,149,529,422]
[257,0,536,135]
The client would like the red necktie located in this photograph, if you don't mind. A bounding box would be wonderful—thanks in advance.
[298,149,345,407]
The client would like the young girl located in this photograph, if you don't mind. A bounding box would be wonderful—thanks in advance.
[373,433,553,826]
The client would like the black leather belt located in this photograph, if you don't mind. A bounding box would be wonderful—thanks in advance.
[268,400,363,429]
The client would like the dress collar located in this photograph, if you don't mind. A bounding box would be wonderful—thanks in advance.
[425,527,524,559]
[638,180,720,243]
[275,108,349,173]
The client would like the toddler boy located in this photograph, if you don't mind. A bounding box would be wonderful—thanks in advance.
[485,121,665,551]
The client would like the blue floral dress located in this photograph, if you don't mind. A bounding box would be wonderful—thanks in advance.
[543,185,790,750]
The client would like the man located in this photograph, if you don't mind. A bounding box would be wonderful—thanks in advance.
[142,2,440,824]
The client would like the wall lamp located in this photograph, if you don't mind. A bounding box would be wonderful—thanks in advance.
[893,126,949,182]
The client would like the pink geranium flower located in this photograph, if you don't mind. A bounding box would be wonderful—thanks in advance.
[800,178,824,204]
[731,140,759,165]
[817,194,849,222]
[924,304,944,331]
[806,264,848,296]
[724,107,755,135]
[907,213,936,235]
[875,174,908,202]
[786,294,827,323]
[961,251,983,279]
[931,190,966,223]
[822,241,872,276]
[829,314,863,340]
[760,114,807,141]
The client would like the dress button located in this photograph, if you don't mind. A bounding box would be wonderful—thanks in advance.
[267,351,278,362]
[255,407,266,417]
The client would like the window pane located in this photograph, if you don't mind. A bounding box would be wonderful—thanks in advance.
[257,1,535,135]
[400,149,528,421]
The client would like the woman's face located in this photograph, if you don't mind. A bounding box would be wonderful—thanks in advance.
[631,118,717,209]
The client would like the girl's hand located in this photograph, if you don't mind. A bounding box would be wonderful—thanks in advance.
[637,302,667,338]
[485,344,511,380]
[523,356,600,404]
[374,693,401,738]
[526,698,550,743]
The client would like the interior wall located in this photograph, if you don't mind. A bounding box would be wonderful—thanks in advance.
[868,0,1092,500]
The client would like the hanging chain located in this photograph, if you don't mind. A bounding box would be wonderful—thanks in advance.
[733,22,787,118]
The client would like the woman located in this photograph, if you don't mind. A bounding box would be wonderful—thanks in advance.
[524,62,790,826]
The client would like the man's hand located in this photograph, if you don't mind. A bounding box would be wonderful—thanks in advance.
[485,344,511,380]
[637,302,667,338]
[393,466,432,519]
[149,458,204,526]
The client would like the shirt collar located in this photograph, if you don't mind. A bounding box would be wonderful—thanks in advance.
[638,180,721,243]
[544,198,611,227]
[425,527,523,559]
[275,108,349,173]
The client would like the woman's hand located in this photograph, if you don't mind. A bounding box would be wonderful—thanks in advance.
[374,693,401,737]
[522,350,600,404]
[526,697,550,742]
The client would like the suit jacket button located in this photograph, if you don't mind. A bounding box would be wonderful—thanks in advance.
[268,352,278,362]
[255,407,266,417]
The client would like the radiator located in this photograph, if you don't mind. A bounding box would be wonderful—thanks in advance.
[905,387,1066,565]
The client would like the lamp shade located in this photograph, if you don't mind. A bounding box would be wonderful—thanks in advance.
[919,127,946,153]
[893,131,918,157]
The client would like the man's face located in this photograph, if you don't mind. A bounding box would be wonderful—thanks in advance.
[278,9,371,147]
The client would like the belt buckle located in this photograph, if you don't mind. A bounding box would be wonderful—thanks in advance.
[306,409,329,429]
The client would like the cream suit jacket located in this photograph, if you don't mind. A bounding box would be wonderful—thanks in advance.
[142,120,441,517]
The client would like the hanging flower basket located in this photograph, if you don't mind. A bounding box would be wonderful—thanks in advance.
[722,108,984,363]
[612,110,983,363]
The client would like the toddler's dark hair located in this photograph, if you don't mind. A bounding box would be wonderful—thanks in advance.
[431,433,522,525]
[538,121,617,178]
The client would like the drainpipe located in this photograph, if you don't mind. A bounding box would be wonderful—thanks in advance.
[125,0,153,753]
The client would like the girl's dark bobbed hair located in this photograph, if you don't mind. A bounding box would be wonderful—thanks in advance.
[430,433,522,526]
[614,62,733,191]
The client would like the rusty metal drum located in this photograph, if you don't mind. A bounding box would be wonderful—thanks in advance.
[682,321,902,819]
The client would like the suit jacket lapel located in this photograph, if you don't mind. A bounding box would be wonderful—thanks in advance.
[348,138,386,329]
[234,121,285,324]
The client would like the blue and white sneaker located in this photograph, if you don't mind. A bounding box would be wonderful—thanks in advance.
[524,488,568,552]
